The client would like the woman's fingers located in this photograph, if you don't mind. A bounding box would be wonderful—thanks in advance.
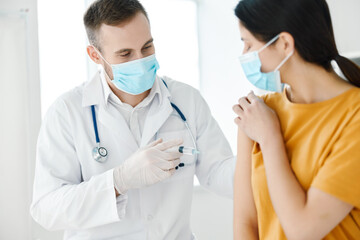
[234,117,242,126]
[247,91,257,103]
[233,104,243,126]
[233,104,244,117]
[247,91,263,103]
[238,97,251,110]
[233,92,262,126]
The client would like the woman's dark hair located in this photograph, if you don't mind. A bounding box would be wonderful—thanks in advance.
[235,0,360,87]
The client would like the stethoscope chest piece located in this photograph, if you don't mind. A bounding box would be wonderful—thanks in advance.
[92,144,108,163]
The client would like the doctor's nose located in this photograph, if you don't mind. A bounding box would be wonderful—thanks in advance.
[131,51,155,62]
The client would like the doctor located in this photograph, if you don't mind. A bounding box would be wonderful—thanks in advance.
[30,0,235,239]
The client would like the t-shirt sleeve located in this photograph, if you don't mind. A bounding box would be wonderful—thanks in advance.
[259,93,269,102]
[311,109,360,209]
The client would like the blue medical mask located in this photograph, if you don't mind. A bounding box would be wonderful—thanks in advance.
[238,34,294,92]
[96,49,160,95]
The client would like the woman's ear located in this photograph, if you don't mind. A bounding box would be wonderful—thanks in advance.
[278,32,295,56]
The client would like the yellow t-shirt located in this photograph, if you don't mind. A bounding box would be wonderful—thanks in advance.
[252,87,360,240]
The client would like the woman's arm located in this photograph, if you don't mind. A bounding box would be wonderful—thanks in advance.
[260,133,352,240]
[233,92,353,240]
[233,126,258,240]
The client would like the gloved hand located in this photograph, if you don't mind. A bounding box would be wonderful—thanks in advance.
[113,138,183,194]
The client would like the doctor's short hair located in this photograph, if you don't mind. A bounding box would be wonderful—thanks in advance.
[83,0,148,52]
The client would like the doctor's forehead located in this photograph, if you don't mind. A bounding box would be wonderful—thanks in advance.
[98,13,152,52]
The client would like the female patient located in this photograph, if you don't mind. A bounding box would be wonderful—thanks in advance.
[232,0,360,239]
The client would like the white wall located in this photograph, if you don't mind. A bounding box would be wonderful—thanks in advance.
[0,13,30,240]
[189,1,242,239]
[0,0,42,239]
[327,0,360,55]
[191,188,233,239]
[197,0,249,153]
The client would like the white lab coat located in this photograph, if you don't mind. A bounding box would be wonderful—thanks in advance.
[30,72,235,240]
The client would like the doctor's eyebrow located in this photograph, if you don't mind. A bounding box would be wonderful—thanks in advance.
[113,38,154,54]
[114,48,131,54]
[142,38,154,48]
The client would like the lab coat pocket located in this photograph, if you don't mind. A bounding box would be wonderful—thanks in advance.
[156,130,196,182]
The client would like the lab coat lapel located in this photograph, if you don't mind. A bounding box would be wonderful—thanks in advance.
[141,81,173,147]
[97,106,139,152]
[141,100,173,147]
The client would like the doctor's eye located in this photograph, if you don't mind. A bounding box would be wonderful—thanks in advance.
[120,52,131,57]
[143,45,153,50]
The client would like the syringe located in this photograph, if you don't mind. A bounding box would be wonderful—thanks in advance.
[178,146,200,155]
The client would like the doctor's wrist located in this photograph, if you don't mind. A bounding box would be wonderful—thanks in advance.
[113,166,128,195]
[115,188,120,197]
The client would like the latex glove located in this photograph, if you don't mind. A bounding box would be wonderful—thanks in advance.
[113,138,183,194]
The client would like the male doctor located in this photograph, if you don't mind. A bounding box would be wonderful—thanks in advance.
[30,0,235,239]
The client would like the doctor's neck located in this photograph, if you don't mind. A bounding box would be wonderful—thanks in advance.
[104,72,151,108]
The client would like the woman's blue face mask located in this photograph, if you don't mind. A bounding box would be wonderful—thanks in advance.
[95,47,160,95]
[238,34,294,92]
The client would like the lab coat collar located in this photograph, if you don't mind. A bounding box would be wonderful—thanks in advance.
[156,75,171,104]
[140,79,173,147]
[82,71,104,107]
[99,69,113,106]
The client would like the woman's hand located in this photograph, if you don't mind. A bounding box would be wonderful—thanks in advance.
[233,91,281,146]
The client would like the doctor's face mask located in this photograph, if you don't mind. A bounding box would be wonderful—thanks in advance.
[96,49,160,95]
[90,12,159,95]
[238,34,294,92]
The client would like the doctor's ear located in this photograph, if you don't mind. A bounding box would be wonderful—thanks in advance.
[87,45,102,64]
[277,32,295,56]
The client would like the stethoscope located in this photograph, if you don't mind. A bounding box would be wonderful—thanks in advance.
[91,105,108,163]
[91,79,198,166]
